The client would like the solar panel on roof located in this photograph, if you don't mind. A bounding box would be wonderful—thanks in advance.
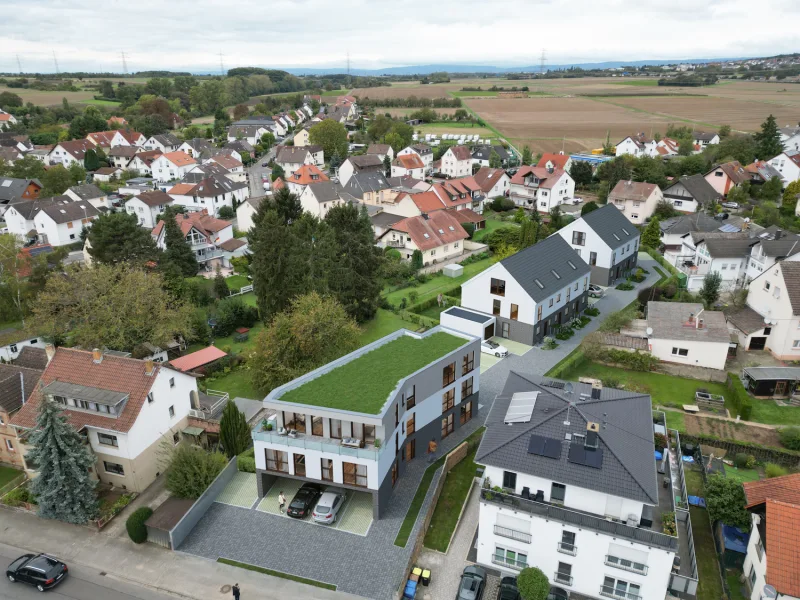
[567,443,604,469]
[528,434,562,459]
[504,391,538,424]
[542,380,565,389]
[718,224,741,233]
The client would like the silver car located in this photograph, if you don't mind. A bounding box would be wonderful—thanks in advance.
[312,489,346,524]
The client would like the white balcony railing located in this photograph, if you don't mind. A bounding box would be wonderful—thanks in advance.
[600,586,642,600]
[494,525,532,544]
[557,541,577,556]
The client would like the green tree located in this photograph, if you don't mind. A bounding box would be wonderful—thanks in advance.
[387,121,414,149]
[699,271,723,307]
[602,131,614,155]
[548,205,563,230]
[596,156,633,196]
[260,132,275,150]
[521,145,533,165]
[213,267,229,299]
[709,134,757,165]
[83,148,100,171]
[0,91,23,108]
[39,165,74,197]
[489,149,502,169]
[569,161,593,187]
[782,180,800,214]
[726,184,751,207]
[753,201,781,227]
[705,473,751,530]
[383,131,404,154]
[581,201,599,215]
[68,106,108,139]
[309,119,348,159]
[161,207,199,277]
[87,212,159,266]
[233,104,249,120]
[454,108,469,121]
[517,567,550,600]
[641,217,661,248]
[632,156,667,187]
[98,80,115,99]
[219,401,252,458]
[653,199,678,220]
[9,155,46,180]
[68,162,87,186]
[126,507,153,543]
[719,125,731,139]
[368,115,393,141]
[165,444,228,499]
[270,164,285,182]
[754,114,783,159]
[757,176,783,202]
[250,292,361,393]
[411,249,423,270]
[28,399,99,524]
[272,186,303,224]
[383,155,391,176]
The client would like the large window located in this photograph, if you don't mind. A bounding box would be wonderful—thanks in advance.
[293,453,306,477]
[589,252,597,266]
[283,412,306,433]
[441,413,454,438]
[343,462,368,488]
[104,461,125,476]
[555,562,573,586]
[551,482,566,504]
[406,385,416,409]
[462,351,475,374]
[558,530,576,555]
[601,577,641,600]
[442,388,455,411]
[572,231,586,246]
[461,377,474,399]
[490,278,506,296]
[405,439,416,462]
[460,400,473,425]
[406,414,415,435]
[265,449,289,473]
[605,555,648,575]
[321,459,333,481]
[510,304,519,321]
[312,416,323,436]
[97,432,118,447]
[493,546,527,571]
[443,363,456,386]
[502,470,517,490]
[329,419,342,439]
[363,424,376,444]
[493,299,501,316]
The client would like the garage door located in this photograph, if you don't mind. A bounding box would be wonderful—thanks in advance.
[749,337,767,350]
[484,323,494,339]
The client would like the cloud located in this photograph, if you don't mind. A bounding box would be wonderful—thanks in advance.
[0,0,796,73]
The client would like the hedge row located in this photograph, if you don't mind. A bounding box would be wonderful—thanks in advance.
[726,375,753,420]
[545,349,587,379]
[681,432,800,467]
[642,246,682,281]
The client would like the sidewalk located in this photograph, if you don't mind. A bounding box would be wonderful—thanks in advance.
[0,506,361,600]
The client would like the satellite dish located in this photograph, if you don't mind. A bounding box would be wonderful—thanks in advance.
[762,585,777,600]
[646,327,653,336]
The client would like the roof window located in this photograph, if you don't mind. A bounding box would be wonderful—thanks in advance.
[534,279,544,289]
[551,269,561,279]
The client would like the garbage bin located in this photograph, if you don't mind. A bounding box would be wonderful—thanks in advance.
[421,570,431,586]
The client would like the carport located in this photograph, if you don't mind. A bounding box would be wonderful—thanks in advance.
[440,306,495,340]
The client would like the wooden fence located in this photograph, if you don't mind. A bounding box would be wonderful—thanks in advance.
[680,432,800,467]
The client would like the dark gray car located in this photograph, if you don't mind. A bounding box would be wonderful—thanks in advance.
[457,566,487,600]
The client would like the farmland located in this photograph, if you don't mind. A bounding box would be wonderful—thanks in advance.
[0,85,96,106]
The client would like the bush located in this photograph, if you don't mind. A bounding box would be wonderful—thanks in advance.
[765,463,788,478]
[555,326,574,340]
[237,452,256,473]
[585,306,600,317]
[490,197,516,212]
[734,453,753,469]
[616,282,635,291]
[654,433,668,451]
[126,507,154,544]
[638,286,664,306]
[728,376,753,420]
[517,567,550,600]
[166,445,228,499]
[547,350,586,379]
[779,426,800,451]
[542,337,557,350]
[2,485,35,507]
[217,206,235,219]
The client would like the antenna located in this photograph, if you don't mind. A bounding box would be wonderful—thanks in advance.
[16,54,22,75]
[52,51,60,75]
[219,51,225,76]
[121,51,128,75]
[539,48,546,75]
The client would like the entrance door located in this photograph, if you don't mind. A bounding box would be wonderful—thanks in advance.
[501,322,510,339]
[775,381,787,396]
[542,321,549,337]
[749,337,767,350]
[555,312,562,326]
[484,323,495,340]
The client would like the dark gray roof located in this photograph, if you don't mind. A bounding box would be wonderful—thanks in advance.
[697,235,755,259]
[647,301,730,343]
[276,146,316,164]
[742,367,800,382]
[663,174,721,206]
[726,306,767,335]
[573,204,639,249]
[12,346,48,371]
[0,178,40,204]
[39,198,100,224]
[476,372,659,504]
[0,363,43,413]
[306,181,343,203]
[135,190,174,208]
[343,170,390,195]
[660,213,727,236]
[370,211,405,228]
[224,140,255,153]
[779,261,800,314]
[472,145,510,161]
[500,235,590,303]
[694,132,719,142]
[182,138,215,155]
[7,197,63,219]
[151,133,181,147]
[443,306,493,324]
[753,226,800,258]
[346,154,383,170]
[68,184,105,201]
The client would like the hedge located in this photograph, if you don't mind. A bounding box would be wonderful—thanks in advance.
[237,447,256,473]
[726,375,753,420]
[545,349,587,379]
[126,507,154,544]
[642,246,683,282]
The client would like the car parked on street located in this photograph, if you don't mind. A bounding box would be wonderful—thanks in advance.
[312,488,346,524]
[497,576,520,600]
[588,284,604,298]
[6,554,68,592]
[287,483,322,519]
[481,340,509,358]
[721,201,739,209]
[457,566,487,600]
[572,197,583,204]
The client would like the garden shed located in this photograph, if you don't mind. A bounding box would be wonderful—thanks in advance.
[741,367,800,398]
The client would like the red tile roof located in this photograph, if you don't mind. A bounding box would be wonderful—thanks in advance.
[161,151,196,167]
[393,154,425,170]
[289,164,329,185]
[167,183,195,196]
[151,210,232,239]
[169,346,228,372]
[210,155,243,170]
[56,139,94,160]
[510,166,566,190]
[453,208,486,224]
[536,153,570,170]
[472,167,507,194]
[447,145,472,161]
[388,210,468,252]
[10,348,161,433]
[609,180,659,202]
[273,177,285,190]
[743,473,800,508]
[765,499,800,598]
[409,190,446,213]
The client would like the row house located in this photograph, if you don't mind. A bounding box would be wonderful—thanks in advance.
[662,174,720,214]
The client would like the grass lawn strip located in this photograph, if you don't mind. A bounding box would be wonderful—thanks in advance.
[472,216,519,242]
[280,333,466,413]
[383,256,494,307]
[0,466,23,491]
[217,558,336,590]
[423,444,480,552]
[358,309,418,346]
[690,505,725,600]
[225,274,250,290]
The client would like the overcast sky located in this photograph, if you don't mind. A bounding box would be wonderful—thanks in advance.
[1,0,797,74]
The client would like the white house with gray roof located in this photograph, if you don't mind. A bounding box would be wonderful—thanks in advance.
[34,197,99,246]
[475,372,697,600]
[460,236,591,344]
[676,232,754,291]
[555,204,641,286]
[662,175,721,214]
[299,181,346,219]
[645,302,730,370]
[143,133,181,153]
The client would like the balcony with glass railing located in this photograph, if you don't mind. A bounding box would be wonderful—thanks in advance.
[252,427,383,461]
[492,553,528,571]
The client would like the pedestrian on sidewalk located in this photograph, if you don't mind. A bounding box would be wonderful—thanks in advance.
[278,491,286,514]
[232,583,241,600]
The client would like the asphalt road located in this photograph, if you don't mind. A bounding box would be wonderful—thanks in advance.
[245,145,278,198]
[0,544,177,600]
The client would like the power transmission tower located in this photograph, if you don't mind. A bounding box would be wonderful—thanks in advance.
[52,51,60,75]
[16,54,22,75]
[346,51,351,87]
[540,49,546,75]
[121,51,128,75]
[219,52,225,76]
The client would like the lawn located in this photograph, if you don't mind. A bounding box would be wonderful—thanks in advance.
[748,398,800,426]
[358,309,418,346]
[383,256,494,308]
[472,216,519,242]
[727,571,749,600]
[280,332,466,413]
[416,303,450,321]
[226,275,250,291]
[217,558,336,590]
[665,410,686,432]
[81,98,122,106]
[684,468,704,496]
[723,467,761,484]
[0,466,23,492]
[690,505,725,600]
[203,369,260,400]
[424,444,480,552]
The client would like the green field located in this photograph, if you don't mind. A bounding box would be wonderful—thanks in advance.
[450,90,550,98]
[80,99,122,106]
[609,79,660,87]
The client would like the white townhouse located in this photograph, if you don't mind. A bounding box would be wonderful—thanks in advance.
[298,181,347,219]
[675,232,754,291]
[615,134,658,158]
[227,125,268,147]
[779,126,800,155]
[34,198,100,246]
[398,144,434,174]
[459,235,591,345]
[86,130,145,148]
[509,166,575,212]
[270,117,288,137]
[47,139,95,167]
[143,133,181,153]
[556,204,641,286]
[151,151,197,183]
[659,213,729,266]
[744,227,800,284]
[108,146,141,169]
[64,184,110,211]
[473,167,510,199]
[127,150,162,177]
[178,138,216,160]
[204,155,246,184]
[440,146,473,178]
[693,132,720,148]
[251,327,481,519]
[167,175,247,217]
[376,210,469,265]
[645,302,730,370]
[741,474,800,600]
[11,347,198,493]
[661,175,720,214]
[151,210,247,271]
[337,154,384,186]
[366,144,394,162]
[607,180,663,225]
[275,145,324,176]
[391,154,426,180]
[125,190,175,229]
[766,152,800,186]
[4,199,54,243]
[475,374,697,600]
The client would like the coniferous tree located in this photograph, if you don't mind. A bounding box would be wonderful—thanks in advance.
[83,148,100,171]
[219,401,252,458]
[754,114,783,160]
[272,187,303,224]
[162,207,199,277]
[28,399,99,524]
[383,155,391,176]
[213,266,229,299]
[87,212,159,266]
[641,217,662,249]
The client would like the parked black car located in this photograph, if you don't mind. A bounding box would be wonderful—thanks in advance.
[457,566,486,600]
[287,483,322,519]
[6,554,68,592]
[498,576,520,600]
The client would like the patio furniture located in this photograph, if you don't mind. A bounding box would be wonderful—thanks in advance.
[234,327,250,342]
[277,428,288,436]
[341,437,363,449]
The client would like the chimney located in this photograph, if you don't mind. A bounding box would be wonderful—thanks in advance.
[92,348,103,364]
[775,229,783,240]
[585,422,600,448]
[145,359,155,376]
[698,318,704,330]
[45,343,56,364]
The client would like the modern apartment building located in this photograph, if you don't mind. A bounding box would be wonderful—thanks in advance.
[475,373,698,600]
[252,327,481,518]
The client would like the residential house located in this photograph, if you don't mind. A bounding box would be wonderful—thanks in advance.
[659,213,737,265]
[676,232,754,291]
[226,125,268,147]
[167,176,247,217]
[615,133,658,158]
[269,117,287,137]
[47,139,95,167]
[338,154,384,186]
[251,327,480,519]
[460,235,590,344]
[206,154,246,183]
[178,138,215,161]
[438,177,485,213]
[693,132,720,148]
[236,196,263,233]
[0,146,22,165]
[87,129,145,148]
[473,167,511,200]
[704,161,750,197]
[222,141,251,162]
[293,128,309,147]
[34,198,100,246]
[779,126,800,154]
[0,360,45,469]
[4,198,61,243]
[376,210,469,265]
[275,145,324,176]
[125,190,174,228]
[440,146,473,178]
[0,110,18,129]
[107,116,128,128]
[472,145,511,168]
[767,152,800,186]
[0,178,41,216]
[284,164,330,196]
[0,133,33,154]
[0,330,47,362]
[474,373,696,600]
[370,211,405,239]
[108,146,141,169]
[299,181,347,219]
[662,174,721,214]
[645,302,730,370]
[536,153,572,173]
[607,180,663,225]
[655,138,681,157]
[10,347,199,493]
[398,144,434,174]
[127,150,162,176]
[65,184,110,211]
[556,204,641,286]
[367,144,394,162]
[92,166,125,183]
[143,133,181,153]
[509,166,575,212]
[745,227,800,283]
[391,154,426,179]
[151,210,246,271]
[325,106,350,124]
[746,160,783,185]
[151,151,197,184]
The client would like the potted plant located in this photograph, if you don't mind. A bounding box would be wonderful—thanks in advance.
[373,439,382,449]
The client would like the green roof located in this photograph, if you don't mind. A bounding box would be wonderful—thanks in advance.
[279,332,466,414]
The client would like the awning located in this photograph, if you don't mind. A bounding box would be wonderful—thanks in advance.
[182,426,205,436]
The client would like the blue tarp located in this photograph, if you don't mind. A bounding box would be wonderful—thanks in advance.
[682,455,695,463]
[688,495,706,508]
[655,450,663,461]
[722,524,748,554]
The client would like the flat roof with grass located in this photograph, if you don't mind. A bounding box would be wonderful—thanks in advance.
[277,331,467,414]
